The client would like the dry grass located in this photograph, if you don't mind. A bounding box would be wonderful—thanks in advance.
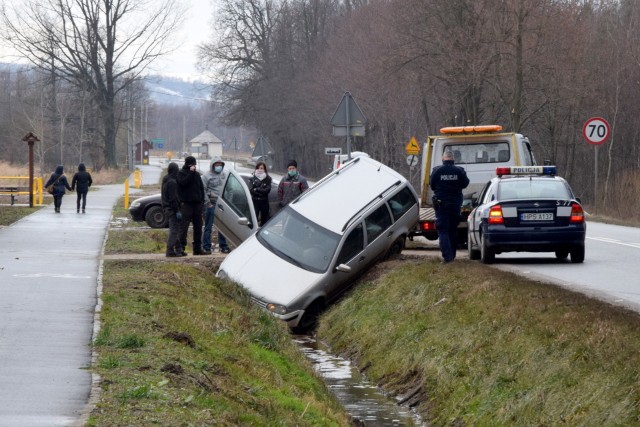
[0,160,131,185]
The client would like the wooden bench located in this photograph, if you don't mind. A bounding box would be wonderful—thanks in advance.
[0,186,29,205]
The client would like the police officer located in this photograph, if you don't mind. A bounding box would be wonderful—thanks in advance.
[429,150,470,263]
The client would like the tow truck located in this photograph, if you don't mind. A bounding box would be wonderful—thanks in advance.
[410,125,537,244]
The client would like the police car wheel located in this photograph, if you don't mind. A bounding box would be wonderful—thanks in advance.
[570,245,585,264]
[468,235,480,260]
[555,250,569,260]
[480,234,494,264]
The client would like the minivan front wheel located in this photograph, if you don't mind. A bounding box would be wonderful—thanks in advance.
[292,300,325,334]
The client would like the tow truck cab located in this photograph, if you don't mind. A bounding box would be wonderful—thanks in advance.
[413,125,537,243]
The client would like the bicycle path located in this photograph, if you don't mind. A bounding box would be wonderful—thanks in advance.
[0,165,161,426]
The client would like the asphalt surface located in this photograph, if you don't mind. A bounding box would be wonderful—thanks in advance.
[0,165,161,427]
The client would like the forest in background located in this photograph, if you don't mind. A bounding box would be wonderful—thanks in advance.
[1,0,640,217]
[200,0,640,214]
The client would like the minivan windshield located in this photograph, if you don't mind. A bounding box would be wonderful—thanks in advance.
[256,206,340,273]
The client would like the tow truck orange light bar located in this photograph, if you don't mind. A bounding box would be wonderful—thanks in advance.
[440,125,503,134]
[496,166,557,177]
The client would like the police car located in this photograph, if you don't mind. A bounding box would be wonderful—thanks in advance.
[467,166,586,264]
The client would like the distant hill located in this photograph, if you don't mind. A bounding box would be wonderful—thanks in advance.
[145,75,213,106]
[0,63,212,107]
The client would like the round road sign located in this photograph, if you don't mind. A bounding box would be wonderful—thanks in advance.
[582,117,610,145]
[406,154,419,167]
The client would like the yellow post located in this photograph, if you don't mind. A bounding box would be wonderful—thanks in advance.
[134,169,142,188]
[124,179,129,208]
[38,177,43,205]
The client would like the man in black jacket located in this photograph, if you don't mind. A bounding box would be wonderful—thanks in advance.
[429,150,470,263]
[177,156,207,255]
[71,163,93,213]
[161,162,185,257]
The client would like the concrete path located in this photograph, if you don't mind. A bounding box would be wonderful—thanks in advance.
[0,165,161,427]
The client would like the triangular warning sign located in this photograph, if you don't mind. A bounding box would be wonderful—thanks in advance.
[405,137,420,155]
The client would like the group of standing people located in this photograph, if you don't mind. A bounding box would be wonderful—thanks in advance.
[162,155,309,258]
[45,163,93,213]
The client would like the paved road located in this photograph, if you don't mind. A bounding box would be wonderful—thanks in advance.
[0,165,161,427]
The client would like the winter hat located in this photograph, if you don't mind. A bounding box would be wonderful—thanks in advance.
[185,156,197,166]
[287,160,298,168]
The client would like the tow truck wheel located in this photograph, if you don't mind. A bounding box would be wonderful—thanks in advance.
[480,234,494,264]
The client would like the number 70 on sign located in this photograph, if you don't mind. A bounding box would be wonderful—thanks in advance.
[582,117,610,146]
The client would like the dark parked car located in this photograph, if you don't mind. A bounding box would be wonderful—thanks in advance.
[128,173,280,228]
[129,194,167,228]
[467,166,586,264]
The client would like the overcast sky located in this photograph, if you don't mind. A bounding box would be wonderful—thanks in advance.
[150,0,216,81]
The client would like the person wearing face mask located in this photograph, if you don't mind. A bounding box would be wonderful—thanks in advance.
[201,156,230,254]
[278,159,309,207]
[249,161,272,226]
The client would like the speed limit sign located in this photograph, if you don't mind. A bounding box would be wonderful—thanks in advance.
[583,117,610,145]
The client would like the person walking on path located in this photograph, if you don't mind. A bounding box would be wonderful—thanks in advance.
[44,165,72,213]
[429,150,470,263]
[177,156,207,255]
[71,163,93,213]
[162,162,186,257]
[278,160,309,207]
[201,156,230,254]
[249,161,272,226]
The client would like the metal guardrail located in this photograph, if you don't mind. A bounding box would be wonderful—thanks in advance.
[0,176,44,206]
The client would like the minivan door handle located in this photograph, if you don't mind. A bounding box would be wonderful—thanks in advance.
[359,256,366,262]
[387,231,393,237]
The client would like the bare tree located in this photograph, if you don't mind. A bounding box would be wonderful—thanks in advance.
[1,0,186,168]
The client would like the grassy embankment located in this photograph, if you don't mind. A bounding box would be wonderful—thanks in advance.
[317,258,640,426]
[89,233,350,425]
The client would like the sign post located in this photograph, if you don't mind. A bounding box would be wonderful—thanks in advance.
[405,136,420,183]
[582,117,611,215]
[331,92,366,160]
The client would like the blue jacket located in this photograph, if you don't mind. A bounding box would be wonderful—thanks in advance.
[429,160,470,205]
[45,165,72,196]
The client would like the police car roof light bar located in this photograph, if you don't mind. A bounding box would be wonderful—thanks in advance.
[496,166,557,177]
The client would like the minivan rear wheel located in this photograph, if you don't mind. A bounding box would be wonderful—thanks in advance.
[385,237,405,259]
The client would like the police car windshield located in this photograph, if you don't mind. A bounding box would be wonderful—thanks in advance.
[499,179,570,200]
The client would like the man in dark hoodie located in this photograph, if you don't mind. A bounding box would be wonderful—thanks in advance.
[177,156,207,255]
[44,165,72,213]
[162,162,185,257]
[71,163,93,213]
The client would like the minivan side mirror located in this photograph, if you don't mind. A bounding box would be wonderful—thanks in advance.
[335,264,352,273]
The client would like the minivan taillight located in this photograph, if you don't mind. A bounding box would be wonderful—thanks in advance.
[570,203,584,223]
[488,205,504,224]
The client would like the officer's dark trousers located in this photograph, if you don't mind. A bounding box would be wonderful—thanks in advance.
[435,203,461,262]
[179,202,203,253]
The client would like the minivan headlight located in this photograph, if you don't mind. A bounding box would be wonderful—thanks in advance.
[267,303,287,315]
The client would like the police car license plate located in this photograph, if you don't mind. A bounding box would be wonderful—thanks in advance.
[521,212,553,221]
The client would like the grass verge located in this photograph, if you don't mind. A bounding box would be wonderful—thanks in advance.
[0,205,44,225]
[90,258,350,426]
[317,257,640,426]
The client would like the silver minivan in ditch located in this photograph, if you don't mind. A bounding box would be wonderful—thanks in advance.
[216,156,419,332]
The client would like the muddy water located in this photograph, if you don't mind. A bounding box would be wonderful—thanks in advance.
[294,336,425,426]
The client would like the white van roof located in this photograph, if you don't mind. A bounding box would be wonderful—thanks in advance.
[291,156,405,234]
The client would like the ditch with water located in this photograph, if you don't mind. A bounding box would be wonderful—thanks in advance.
[294,336,426,426]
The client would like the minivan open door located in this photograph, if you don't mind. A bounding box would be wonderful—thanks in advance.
[214,169,259,247]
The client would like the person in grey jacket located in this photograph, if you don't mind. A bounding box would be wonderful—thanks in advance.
[201,156,230,254]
